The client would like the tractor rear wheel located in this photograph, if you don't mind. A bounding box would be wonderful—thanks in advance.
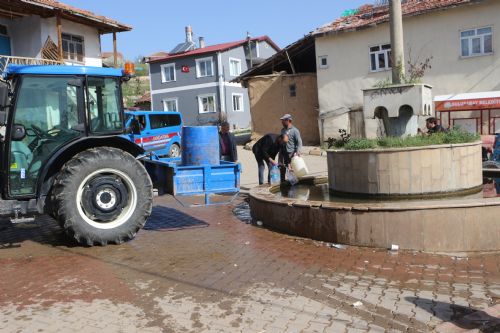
[52,147,153,246]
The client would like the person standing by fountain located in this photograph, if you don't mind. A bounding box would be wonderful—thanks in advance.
[219,121,238,162]
[252,134,289,185]
[280,114,303,180]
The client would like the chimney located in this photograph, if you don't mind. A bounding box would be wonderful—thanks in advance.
[199,37,205,49]
[185,25,193,43]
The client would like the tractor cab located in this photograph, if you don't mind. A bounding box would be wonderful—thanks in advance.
[1,65,128,197]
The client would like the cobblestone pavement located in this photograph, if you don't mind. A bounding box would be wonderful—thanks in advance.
[0,195,499,333]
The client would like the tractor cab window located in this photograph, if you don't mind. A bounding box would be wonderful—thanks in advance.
[9,76,83,196]
[87,77,122,134]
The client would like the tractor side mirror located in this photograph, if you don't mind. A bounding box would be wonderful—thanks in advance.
[11,124,26,141]
[0,81,9,125]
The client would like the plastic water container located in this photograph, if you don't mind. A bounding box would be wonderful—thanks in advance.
[181,126,220,166]
[290,156,309,178]
[270,165,280,186]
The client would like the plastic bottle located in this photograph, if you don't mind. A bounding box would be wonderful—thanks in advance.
[270,165,280,186]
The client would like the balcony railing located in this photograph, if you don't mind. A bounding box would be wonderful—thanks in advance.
[0,56,63,75]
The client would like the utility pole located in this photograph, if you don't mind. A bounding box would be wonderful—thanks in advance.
[389,0,405,84]
[247,32,253,68]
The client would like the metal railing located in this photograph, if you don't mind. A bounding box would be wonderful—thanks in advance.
[0,56,63,75]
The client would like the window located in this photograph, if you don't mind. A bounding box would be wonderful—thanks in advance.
[289,84,296,97]
[229,58,242,76]
[369,44,392,72]
[150,114,182,129]
[62,33,84,63]
[198,94,216,113]
[461,27,493,57]
[87,76,122,133]
[161,63,176,82]
[196,57,214,77]
[232,93,244,112]
[318,56,328,69]
[10,76,82,195]
[162,98,178,112]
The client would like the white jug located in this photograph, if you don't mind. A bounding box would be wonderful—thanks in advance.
[290,156,309,178]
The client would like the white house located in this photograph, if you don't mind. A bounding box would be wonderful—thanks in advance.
[314,0,500,138]
[0,0,131,71]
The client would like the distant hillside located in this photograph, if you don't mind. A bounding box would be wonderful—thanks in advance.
[122,75,150,108]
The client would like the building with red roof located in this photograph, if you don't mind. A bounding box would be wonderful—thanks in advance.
[147,26,279,129]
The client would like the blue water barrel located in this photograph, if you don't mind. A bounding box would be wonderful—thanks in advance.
[181,126,220,166]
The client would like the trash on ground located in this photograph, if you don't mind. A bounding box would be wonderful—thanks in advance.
[256,221,263,226]
[352,301,363,308]
[390,244,399,251]
[329,243,347,249]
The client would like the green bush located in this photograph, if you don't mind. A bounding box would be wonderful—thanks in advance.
[335,129,479,151]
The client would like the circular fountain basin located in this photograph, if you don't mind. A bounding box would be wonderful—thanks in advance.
[328,142,482,198]
[249,176,500,252]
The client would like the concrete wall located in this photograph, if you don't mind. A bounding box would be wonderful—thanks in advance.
[256,40,277,59]
[151,87,221,126]
[149,54,217,91]
[328,142,483,196]
[315,0,500,135]
[44,18,103,67]
[223,85,251,129]
[221,46,252,128]
[247,74,319,145]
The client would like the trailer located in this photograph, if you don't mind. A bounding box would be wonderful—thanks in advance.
[145,157,241,206]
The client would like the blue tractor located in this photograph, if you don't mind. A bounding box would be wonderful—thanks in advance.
[1,64,153,245]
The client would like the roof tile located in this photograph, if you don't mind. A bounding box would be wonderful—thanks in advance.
[21,0,131,31]
[314,0,482,35]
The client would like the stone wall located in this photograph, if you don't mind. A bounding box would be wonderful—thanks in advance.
[249,181,500,252]
[327,141,482,197]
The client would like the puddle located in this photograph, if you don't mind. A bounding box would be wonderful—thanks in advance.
[232,201,252,224]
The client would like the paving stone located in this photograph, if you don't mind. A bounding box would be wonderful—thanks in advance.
[0,195,497,333]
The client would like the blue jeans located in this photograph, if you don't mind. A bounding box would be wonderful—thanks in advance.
[255,155,272,185]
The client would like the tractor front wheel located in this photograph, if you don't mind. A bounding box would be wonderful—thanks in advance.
[52,147,153,246]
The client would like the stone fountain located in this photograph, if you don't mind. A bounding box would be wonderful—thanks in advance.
[248,1,500,252]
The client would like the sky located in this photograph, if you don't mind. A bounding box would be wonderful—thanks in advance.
[62,0,368,60]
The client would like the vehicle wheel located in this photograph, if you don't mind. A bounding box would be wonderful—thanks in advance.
[168,143,181,158]
[52,147,153,246]
[483,160,500,169]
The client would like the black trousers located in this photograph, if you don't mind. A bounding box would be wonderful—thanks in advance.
[279,151,293,182]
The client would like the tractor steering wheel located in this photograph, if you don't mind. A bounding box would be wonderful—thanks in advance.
[26,124,46,138]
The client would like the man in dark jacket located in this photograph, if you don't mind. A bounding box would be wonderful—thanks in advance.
[426,117,447,134]
[219,122,238,162]
[252,134,288,185]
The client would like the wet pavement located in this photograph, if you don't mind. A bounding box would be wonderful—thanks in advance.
[0,194,499,333]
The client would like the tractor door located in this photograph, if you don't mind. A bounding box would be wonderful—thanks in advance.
[8,75,84,197]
